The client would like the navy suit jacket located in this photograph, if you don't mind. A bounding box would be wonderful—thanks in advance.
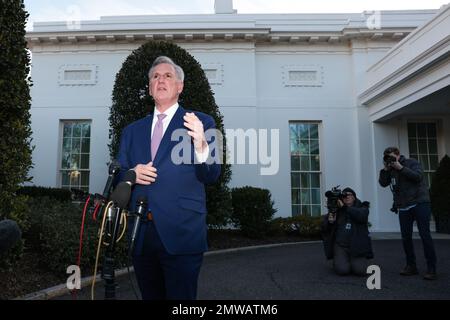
[117,106,221,255]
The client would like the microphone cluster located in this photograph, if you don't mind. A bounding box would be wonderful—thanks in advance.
[110,170,136,209]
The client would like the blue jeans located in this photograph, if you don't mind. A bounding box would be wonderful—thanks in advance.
[398,202,437,271]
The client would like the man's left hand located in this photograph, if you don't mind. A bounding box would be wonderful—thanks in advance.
[184,112,208,153]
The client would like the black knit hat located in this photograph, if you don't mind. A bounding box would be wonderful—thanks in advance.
[342,187,356,198]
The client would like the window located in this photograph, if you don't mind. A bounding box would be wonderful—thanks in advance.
[290,122,322,217]
[407,122,439,187]
[204,69,218,81]
[283,65,323,87]
[58,65,98,86]
[60,121,91,192]
[64,70,92,81]
[289,71,317,82]
[202,63,223,85]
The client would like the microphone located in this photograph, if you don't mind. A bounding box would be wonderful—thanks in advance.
[0,220,22,254]
[101,169,136,300]
[129,196,147,256]
[122,169,136,187]
[102,160,121,199]
[110,170,136,209]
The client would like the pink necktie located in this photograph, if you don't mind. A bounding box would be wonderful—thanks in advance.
[151,113,167,159]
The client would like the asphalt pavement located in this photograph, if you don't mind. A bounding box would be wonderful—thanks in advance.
[51,236,450,300]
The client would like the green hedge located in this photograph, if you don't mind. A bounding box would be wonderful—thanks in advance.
[1,187,72,269]
[24,197,129,275]
[231,186,277,238]
[17,186,73,202]
[269,215,322,238]
[0,0,34,268]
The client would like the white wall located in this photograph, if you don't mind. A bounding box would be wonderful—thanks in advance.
[29,51,131,193]
[28,41,397,222]
[29,37,445,232]
[372,121,402,231]
[189,44,261,190]
[253,48,360,217]
[351,40,394,230]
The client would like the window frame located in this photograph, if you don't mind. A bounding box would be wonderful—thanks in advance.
[58,65,98,86]
[406,120,441,188]
[58,120,92,192]
[289,121,323,217]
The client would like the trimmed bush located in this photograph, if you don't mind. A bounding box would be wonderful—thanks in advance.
[269,215,322,238]
[231,186,277,238]
[0,0,33,268]
[17,186,72,202]
[430,155,450,233]
[25,197,129,275]
[109,40,232,228]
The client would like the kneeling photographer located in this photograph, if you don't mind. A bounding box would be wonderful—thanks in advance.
[321,187,373,276]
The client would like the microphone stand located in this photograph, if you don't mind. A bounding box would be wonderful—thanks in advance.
[100,170,135,300]
[102,204,123,300]
[129,196,147,257]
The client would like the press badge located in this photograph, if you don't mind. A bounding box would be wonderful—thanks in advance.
[345,223,352,230]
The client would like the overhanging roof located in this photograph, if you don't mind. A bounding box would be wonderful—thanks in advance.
[26,10,437,47]
[359,4,449,120]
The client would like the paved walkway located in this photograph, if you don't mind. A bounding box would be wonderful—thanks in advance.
[45,233,450,300]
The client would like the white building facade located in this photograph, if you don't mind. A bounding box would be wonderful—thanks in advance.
[26,1,450,231]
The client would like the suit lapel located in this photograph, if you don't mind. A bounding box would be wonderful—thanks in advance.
[152,106,186,166]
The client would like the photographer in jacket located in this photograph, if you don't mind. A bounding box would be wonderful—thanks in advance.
[379,146,437,280]
[321,187,373,276]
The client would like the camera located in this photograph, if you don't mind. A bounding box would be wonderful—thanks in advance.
[383,154,397,166]
[325,186,344,213]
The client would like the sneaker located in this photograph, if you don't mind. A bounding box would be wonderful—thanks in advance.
[400,265,418,276]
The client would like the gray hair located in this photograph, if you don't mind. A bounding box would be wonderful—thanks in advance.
[148,56,185,82]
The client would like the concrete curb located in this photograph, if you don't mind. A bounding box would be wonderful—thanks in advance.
[205,241,322,255]
[15,267,134,301]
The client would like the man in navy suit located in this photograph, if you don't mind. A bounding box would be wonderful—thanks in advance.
[117,56,221,300]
